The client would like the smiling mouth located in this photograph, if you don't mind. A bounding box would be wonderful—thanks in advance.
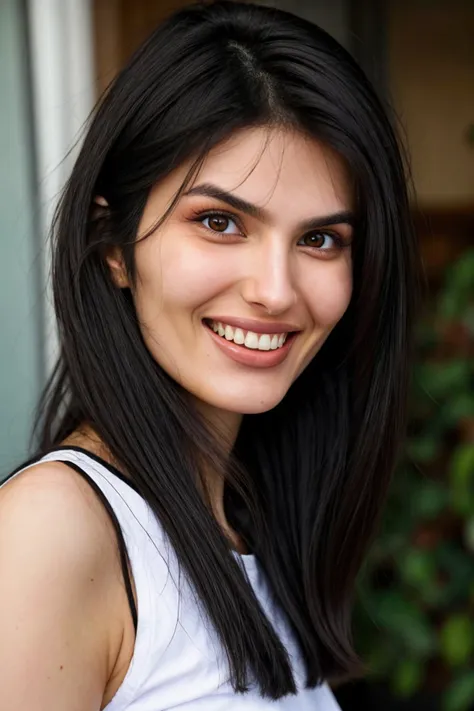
[203,318,298,351]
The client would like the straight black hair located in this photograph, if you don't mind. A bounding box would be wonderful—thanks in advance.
[30,0,420,700]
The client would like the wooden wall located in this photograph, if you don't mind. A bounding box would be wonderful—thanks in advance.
[387,0,474,281]
[93,0,189,94]
[388,0,474,210]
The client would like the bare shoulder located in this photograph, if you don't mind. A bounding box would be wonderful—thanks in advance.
[0,461,121,575]
[0,461,126,710]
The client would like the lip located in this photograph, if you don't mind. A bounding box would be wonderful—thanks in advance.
[204,316,301,335]
[203,320,298,368]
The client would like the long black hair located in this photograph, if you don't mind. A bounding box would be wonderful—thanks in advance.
[32,0,419,700]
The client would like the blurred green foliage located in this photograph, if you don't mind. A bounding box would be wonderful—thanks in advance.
[354,249,474,711]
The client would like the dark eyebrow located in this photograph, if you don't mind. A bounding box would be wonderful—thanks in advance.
[183,182,355,231]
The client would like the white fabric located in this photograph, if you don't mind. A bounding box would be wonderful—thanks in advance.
[12,449,341,711]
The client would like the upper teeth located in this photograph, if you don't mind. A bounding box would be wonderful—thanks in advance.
[209,321,288,350]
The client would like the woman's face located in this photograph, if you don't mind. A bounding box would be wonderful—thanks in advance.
[109,127,353,421]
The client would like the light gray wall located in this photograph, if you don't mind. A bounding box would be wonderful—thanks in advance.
[0,0,42,477]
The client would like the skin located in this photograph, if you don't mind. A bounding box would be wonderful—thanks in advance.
[107,126,354,538]
[0,126,353,709]
[113,126,353,438]
[0,463,133,710]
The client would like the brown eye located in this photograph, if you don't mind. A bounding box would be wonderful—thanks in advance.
[200,213,240,235]
[207,215,229,232]
[298,231,340,250]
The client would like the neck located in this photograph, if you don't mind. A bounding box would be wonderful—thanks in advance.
[62,409,248,554]
[191,400,246,552]
[195,403,242,450]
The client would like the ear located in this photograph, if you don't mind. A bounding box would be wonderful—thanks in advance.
[91,195,110,219]
[93,196,130,289]
[105,246,130,289]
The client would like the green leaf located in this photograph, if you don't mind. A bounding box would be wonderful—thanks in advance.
[407,436,440,463]
[464,517,474,553]
[392,658,424,697]
[440,395,474,427]
[450,444,474,516]
[440,615,474,667]
[444,671,474,711]
[399,549,436,588]
[436,544,474,604]
[439,250,474,321]
[413,481,449,519]
[375,592,437,656]
[451,444,474,486]
[417,360,471,401]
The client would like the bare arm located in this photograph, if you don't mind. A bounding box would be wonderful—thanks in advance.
[0,462,124,711]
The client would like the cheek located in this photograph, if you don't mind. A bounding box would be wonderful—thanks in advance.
[303,261,352,327]
[133,230,234,315]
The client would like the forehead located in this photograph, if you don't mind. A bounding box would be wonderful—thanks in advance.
[193,126,352,219]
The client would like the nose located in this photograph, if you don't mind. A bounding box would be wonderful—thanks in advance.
[241,241,298,316]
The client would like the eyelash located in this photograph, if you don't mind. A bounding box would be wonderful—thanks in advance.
[189,209,348,253]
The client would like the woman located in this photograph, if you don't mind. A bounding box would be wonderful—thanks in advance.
[0,1,419,709]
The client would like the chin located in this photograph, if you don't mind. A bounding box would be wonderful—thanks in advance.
[207,387,289,416]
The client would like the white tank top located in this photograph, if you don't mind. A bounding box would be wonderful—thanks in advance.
[8,448,341,711]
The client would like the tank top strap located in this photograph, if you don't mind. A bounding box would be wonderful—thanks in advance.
[3,448,342,710]
[5,447,176,711]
